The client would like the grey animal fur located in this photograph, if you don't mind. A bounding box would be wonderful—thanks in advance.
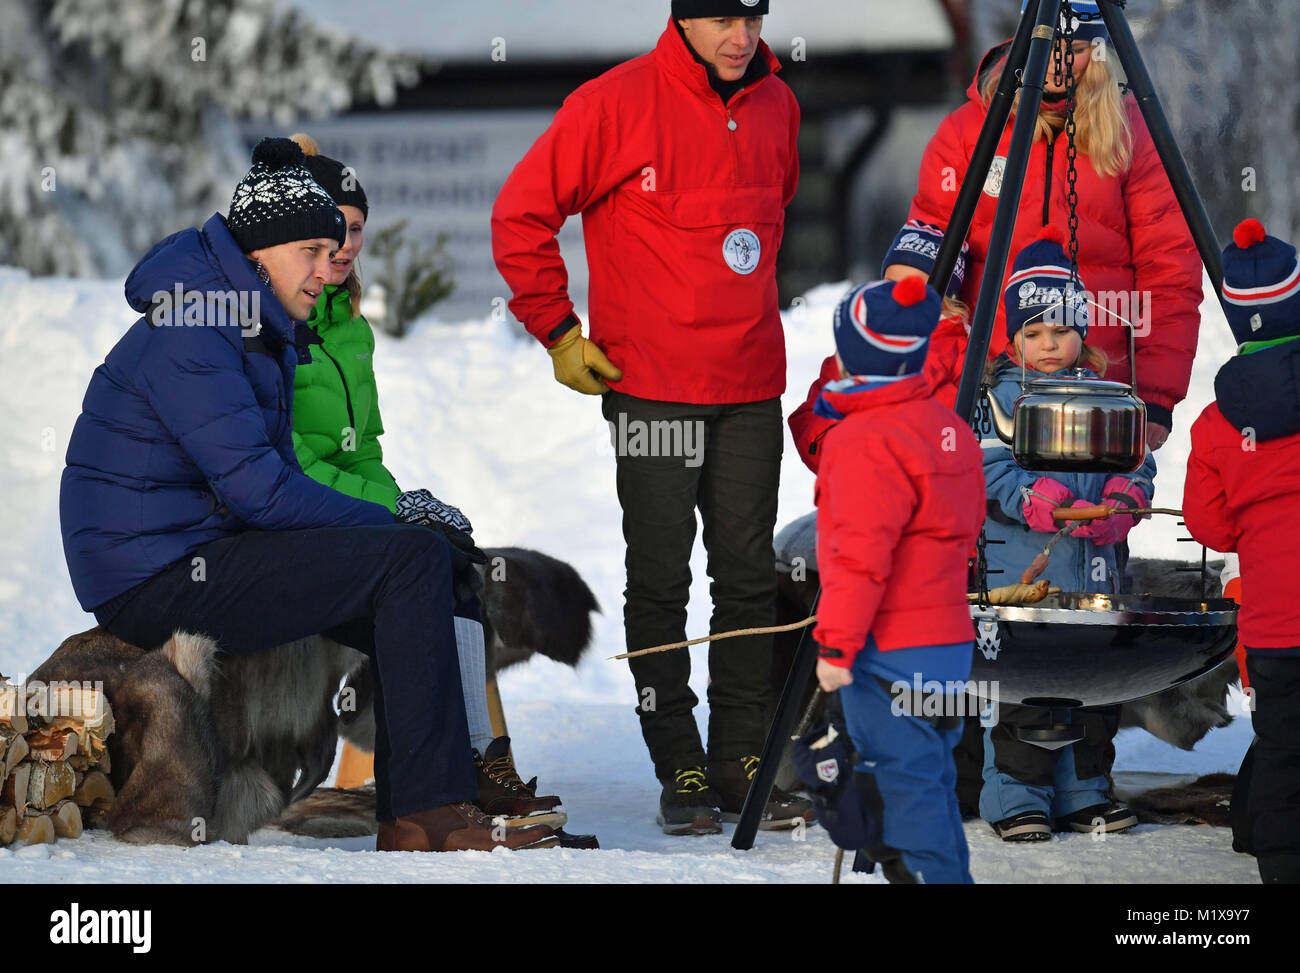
[32,547,597,845]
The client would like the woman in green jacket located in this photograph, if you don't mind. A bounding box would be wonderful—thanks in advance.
[288,133,566,829]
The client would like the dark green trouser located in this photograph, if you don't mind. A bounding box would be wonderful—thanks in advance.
[601,390,783,782]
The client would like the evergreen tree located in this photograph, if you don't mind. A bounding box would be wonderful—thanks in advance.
[0,0,418,276]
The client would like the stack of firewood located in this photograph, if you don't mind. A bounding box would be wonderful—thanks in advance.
[1,681,115,846]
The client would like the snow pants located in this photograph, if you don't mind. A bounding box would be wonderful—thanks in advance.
[92,523,478,821]
[838,639,974,884]
[601,390,782,781]
[1242,652,1300,883]
[979,706,1118,822]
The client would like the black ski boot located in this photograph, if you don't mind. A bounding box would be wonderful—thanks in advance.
[657,767,722,836]
[709,756,815,830]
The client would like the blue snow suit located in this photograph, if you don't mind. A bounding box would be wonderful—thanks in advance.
[60,213,395,612]
[978,354,1156,824]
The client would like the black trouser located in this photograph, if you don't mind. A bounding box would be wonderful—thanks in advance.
[93,524,477,821]
[602,391,782,781]
[1242,652,1300,882]
[987,704,1120,784]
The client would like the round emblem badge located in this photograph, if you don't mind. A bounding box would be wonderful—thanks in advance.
[1018,281,1037,302]
[723,229,761,276]
[984,156,1007,198]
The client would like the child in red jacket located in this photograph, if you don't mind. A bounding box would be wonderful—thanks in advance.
[813,275,986,883]
[1183,219,1300,884]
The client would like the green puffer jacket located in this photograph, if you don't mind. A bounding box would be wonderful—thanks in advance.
[292,284,400,511]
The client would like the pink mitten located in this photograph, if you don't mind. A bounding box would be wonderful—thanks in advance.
[1072,479,1149,546]
[1023,477,1074,532]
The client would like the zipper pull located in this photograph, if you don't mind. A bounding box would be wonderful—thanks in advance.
[727,111,737,132]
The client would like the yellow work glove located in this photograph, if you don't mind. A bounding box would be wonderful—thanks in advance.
[546,324,623,395]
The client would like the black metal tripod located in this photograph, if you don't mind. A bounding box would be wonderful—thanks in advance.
[732,0,1228,851]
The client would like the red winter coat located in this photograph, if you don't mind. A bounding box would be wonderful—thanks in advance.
[813,374,986,664]
[789,314,970,473]
[1184,402,1300,650]
[908,42,1204,429]
[491,19,800,405]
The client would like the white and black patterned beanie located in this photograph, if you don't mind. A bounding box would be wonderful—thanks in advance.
[227,138,347,253]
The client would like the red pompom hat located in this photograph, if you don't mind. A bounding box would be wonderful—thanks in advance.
[1221,218,1300,344]
[832,275,941,378]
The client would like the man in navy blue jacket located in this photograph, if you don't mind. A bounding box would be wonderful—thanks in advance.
[60,138,555,853]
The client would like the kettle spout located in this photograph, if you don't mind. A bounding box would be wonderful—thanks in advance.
[984,388,1015,443]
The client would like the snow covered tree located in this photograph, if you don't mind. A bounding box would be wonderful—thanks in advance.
[0,0,418,277]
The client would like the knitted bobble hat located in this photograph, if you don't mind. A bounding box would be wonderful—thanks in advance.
[881,220,970,299]
[673,0,769,16]
[1003,225,1090,342]
[291,132,369,219]
[1021,0,1108,43]
[1221,218,1300,344]
[833,276,940,378]
[227,137,347,253]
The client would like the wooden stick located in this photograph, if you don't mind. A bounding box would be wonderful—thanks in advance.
[611,617,818,661]
[1051,505,1182,521]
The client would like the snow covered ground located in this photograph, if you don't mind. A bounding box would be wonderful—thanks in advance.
[0,265,1258,883]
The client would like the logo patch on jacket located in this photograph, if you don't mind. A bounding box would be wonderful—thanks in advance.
[723,229,761,275]
[984,156,1006,198]
[816,758,839,783]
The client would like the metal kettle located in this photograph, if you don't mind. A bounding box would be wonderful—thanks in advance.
[985,369,1147,473]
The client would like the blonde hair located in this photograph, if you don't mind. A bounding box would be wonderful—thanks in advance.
[290,132,364,319]
[979,44,1133,178]
[941,295,970,325]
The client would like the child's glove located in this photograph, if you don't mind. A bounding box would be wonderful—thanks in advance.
[1022,478,1073,532]
[1071,479,1149,546]
[547,324,623,395]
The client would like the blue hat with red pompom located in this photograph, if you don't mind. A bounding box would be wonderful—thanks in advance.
[1221,219,1300,344]
[833,276,941,378]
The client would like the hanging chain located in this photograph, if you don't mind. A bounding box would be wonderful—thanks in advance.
[1061,1,1081,289]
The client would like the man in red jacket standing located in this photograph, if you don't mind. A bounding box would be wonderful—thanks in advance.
[491,3,802,834]
[1183,219,1300,884]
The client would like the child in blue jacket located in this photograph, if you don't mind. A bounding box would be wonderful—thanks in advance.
[979,230,1156,841]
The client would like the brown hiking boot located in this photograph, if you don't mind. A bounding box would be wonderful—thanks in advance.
[474,736,567,830]
[376,802,559,852]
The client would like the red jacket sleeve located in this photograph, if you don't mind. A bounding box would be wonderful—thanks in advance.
[788,354,839,474]
[813,432,918,666]
[1123,109,1205,424]
[783,94,801,209]
[491,89,642,345]
[907,108,974,233]
[1182,409,1239,553]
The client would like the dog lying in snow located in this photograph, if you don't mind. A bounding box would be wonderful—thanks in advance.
[31,547,598,845]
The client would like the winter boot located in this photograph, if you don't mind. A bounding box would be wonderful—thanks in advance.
[473,736,567,830]
[1053,802,1138,834]
[376,802,559,852]
[657,767,722,836]
[991,810,1052,841]
[709,756,815,830]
